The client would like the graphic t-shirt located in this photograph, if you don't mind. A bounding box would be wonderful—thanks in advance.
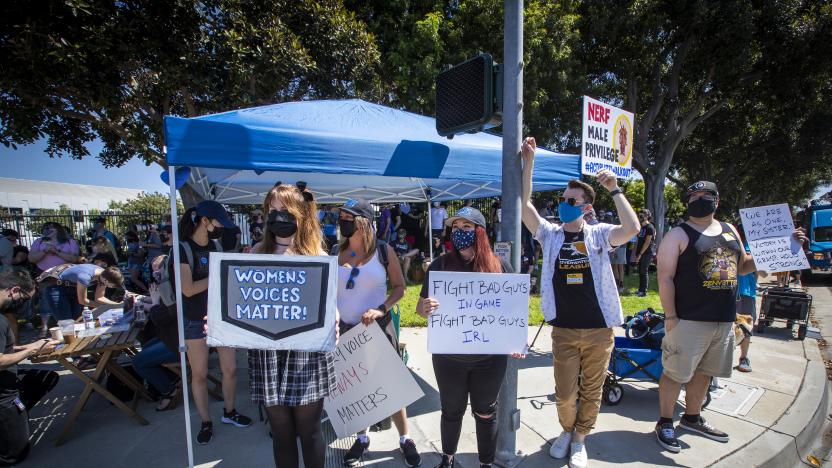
[550,231,606,329]
[393,238,411,256]
[179,239,216,321]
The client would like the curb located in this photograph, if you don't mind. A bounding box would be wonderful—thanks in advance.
[712,339,830,467]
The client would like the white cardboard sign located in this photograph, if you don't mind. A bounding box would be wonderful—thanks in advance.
[581,96,635,178]
[427,271,529,354]
[206,252,337,351]
[324,323,424,438]
[739,204,809,273]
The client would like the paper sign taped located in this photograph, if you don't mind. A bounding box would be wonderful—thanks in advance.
[427,271,530,354]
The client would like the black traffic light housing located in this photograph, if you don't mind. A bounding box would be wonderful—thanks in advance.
[435,53,503,138]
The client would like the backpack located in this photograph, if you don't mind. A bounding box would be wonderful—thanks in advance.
[157,240,222,307]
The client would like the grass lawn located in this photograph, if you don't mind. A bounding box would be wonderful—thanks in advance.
[397,271,662,327]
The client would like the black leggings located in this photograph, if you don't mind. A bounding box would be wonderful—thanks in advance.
[265,400,325,468]
[432,354,508,464]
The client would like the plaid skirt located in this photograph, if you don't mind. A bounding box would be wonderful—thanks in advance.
[248,349,335,407]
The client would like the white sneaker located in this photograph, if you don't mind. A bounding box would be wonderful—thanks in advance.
[569,442,588,468]
[549,431,572,459]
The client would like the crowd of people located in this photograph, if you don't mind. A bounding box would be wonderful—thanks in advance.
[0,138,809,468]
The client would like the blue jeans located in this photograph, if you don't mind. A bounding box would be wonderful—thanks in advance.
[133,339,179,395]
[39,285,79,321]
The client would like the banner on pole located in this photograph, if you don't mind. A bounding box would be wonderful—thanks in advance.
[581,96,634,178]
[427,271,529,354]
[324,323,424,438]
[739,204,809,274]
[206,253,337,351]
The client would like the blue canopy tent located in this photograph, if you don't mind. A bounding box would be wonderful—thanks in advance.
[162,99,579,466]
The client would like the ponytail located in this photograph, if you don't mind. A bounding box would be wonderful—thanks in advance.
[178,207,201,241]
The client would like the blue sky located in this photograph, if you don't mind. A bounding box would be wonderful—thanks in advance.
[0,140,169,193]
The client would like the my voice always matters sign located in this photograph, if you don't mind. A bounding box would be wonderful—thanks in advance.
[324,323,424,438]
[739,204,809,274]
[581,96,635,178]
[427,271,530,354]
[206,253,337,351]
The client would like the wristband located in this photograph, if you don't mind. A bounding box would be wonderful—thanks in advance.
[610,188,623,197]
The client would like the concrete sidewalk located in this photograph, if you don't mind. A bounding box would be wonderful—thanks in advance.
[17,298,829,467]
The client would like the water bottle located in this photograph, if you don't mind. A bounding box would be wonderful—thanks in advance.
[83,308,95,330]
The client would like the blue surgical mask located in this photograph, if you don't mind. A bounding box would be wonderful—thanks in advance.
[451,229,476,251]
[558,202,585,223]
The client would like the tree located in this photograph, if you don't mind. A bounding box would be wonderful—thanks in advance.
[108,192,183,214]
[1,0,382,203]
[576,0,832,241]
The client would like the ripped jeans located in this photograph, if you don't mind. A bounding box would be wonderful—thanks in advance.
[432,354,508,464]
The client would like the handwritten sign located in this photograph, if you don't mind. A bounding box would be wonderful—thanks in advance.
[581,96,635,178]
[206,253,337,351]
[494,241,512,266]
[427,271,530,354]
[739,204,809,274]
[324,323,423,438]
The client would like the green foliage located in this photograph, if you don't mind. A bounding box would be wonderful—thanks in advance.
[108,192,183,214]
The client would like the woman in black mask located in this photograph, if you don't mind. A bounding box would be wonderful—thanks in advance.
[249,184,335,468]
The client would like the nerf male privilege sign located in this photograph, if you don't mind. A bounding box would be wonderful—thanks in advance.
[206,253,337,351]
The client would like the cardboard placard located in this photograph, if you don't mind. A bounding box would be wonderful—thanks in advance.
[206,253,337,351]
[426,271,530,354]
[581,96,635,178]
[739,204,809,274]
[324,323,424,438]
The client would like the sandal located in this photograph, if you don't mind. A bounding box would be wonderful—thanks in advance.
[155,389,179,412]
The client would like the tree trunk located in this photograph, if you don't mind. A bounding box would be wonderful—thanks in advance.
[645,172,668,245]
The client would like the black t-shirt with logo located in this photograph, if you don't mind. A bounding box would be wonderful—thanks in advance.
[179,239,216,321]
[0,315,19,404]
[393,238,411,256]
[550,230,607,329]
[636,223,656,256]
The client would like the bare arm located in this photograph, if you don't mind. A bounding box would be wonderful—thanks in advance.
[0,340,57,369]
[599,171,640,247]
[179,263,209,297]
[76,282,90,307]
[92,284,120,306]
[383,244,406,307]
[657,228,684,323]
[520,137,543,236]
[726,224,758,275]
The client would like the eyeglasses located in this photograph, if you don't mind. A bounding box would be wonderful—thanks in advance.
[345,267,360,290]
[558,196,583,206]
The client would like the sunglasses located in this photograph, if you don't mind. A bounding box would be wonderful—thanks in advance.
[558,196,584,206]
[345,267,360,290]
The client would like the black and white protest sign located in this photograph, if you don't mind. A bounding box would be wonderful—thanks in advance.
[206,253,337,351]
[427,271,530,354]
[739,204,809,274]
[324,323,423,438]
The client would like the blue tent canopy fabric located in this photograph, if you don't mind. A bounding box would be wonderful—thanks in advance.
[164,99,579,204]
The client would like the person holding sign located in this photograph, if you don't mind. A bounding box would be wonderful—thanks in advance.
[177,201,252,445]
[520,137,640,468]
[654,182,805,453]
[335,199,422,468]
[248,184,335,468]
[416,207,515,468]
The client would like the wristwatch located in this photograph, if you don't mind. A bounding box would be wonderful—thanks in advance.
[610,188,623,197]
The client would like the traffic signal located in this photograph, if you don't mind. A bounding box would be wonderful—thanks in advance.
[435,53,503,137]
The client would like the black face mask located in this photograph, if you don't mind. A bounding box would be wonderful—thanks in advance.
[687,198,717,218]
[267,210,298,238]
[339,220,357,238]
[207,225,224,240]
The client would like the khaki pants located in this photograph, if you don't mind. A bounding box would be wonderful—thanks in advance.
[551,327,615,435]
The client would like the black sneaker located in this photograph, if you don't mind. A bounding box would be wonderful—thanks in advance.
[197,421,213,445]
[679,415,729,442]
[400,438,422,467]
[655,421,680,453]
[344,438,370,466]
[434,455,454,468]
[221,408,252,427]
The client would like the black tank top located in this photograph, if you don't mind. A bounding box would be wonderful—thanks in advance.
[674,222,741,322]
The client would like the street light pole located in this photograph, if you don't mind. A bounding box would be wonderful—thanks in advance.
[495,0,523,466]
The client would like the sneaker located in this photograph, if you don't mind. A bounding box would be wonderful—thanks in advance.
[679,416,729,442]
[737,357,752,373]
[636,290,647,297]
[221,409,252,427]
[344,438,370,466]
[549,430,572,459]
[655,421,680,453]
[434,455,454,468]
[568,442,588,468]
[196,421,213,445]
[399,438,422,467]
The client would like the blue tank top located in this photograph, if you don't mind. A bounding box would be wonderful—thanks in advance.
[58,263,100,287]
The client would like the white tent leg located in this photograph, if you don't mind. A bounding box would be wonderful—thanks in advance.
[427,197,433,260]
[169,166,195,468]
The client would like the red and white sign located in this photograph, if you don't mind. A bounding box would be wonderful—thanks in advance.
[581,96,635,178]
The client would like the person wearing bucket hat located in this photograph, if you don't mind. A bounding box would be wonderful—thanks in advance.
[177,200,252,446]
[520,136,640,468]
[416,206,522,468]
[336,199,422,467]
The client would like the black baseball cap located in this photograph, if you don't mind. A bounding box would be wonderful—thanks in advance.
[92,216,106,223]
[683,181,719,202]
[339,199,374,219]
[1,229,19,239]
[195,200,236,228]
[445,207,487,229]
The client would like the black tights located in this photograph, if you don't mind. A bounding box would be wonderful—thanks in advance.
[265,400,325,468]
